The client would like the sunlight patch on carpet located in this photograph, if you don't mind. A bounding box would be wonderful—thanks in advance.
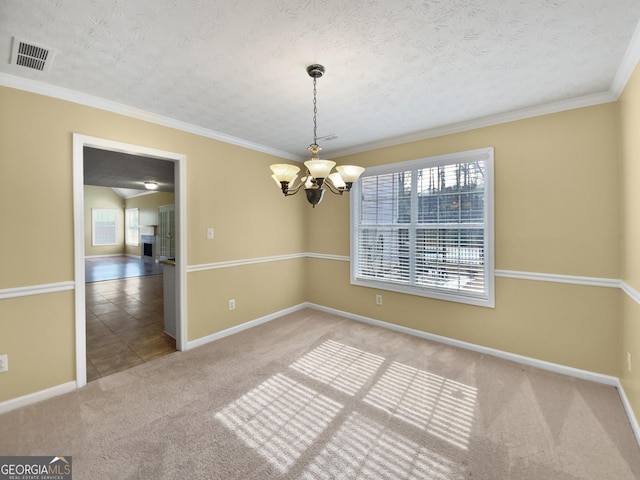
[363,361,477,449]
[215,373,343,473]
[290,339,385,395]
[299,411,466,479]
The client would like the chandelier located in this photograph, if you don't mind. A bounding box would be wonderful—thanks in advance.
[270,64,364,207]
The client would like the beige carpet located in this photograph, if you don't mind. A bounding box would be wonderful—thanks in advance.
[1,308,639,479]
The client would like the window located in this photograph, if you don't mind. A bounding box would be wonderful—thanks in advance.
[125,208,139,246]
[351,148,494,307]
[92,208,118,246]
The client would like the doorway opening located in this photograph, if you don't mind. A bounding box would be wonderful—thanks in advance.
[84,258,173,381]
[73,134,187,388]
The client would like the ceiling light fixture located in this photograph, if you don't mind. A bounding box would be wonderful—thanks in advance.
[270,64,364,207]
[144,181,158,190]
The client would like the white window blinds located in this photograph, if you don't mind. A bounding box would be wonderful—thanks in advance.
[351,148,494,307]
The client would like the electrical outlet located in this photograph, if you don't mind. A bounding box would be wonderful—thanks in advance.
[628,352,632,372]
[376,294,383,305]
[229,299,235,310]
[0,354,8,373]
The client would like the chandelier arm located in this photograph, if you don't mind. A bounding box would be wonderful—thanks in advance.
[323,181,344,195]
[283,182,304,196]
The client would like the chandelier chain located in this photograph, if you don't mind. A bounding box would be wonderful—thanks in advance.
[269,64,364,207]
[312,76,318,146]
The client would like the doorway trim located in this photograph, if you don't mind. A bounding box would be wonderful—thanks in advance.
[73,134,187,388]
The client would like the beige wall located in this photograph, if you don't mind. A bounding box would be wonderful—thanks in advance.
[188,259,306,341]
[84,185,125,256]
[315,104,621,277]
[0,72,637,434]
[124,191,175,256]
[307,103,623,379]
[620,61,640,424]
[0,292,76,399]
[0,92,75,289]
[306,259,621,374]
[0,86,306,402]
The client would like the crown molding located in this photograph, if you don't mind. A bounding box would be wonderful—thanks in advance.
[0,72,299,161]
[326,18,640,161]
[611,18,640,98]
[3,22,638,166]
[327,90,617,159]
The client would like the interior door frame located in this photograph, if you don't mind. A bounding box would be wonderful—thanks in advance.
[73,134,188,388]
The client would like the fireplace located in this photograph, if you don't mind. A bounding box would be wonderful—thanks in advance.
[141,234,156,262]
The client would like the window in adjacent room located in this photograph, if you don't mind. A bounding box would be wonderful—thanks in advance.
[351,147,494,307]
[92,208,119,246]
[125,208,139,246]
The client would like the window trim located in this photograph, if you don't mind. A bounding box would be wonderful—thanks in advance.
[350,147,495,308]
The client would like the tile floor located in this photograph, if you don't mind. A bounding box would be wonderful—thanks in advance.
[85,261,176,382]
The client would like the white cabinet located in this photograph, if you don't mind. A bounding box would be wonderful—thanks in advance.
[158,204,175,260]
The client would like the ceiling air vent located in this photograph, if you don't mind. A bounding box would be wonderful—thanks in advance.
[10,37,55,72]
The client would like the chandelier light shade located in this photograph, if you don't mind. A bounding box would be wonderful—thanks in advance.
[270,64,364,207]
[270,164,300,186]
[304,159,335,180]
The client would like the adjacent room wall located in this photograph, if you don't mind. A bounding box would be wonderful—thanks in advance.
[619,61,640,424]
[82,187,176,258]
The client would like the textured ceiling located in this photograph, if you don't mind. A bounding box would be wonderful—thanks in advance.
[84,147,175,195]
[1,0,640,161]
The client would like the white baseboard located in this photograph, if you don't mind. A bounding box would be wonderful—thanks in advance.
[614,378,640,447]
[0,305,311,415]
[2,304,638,448]
[307,303,640,446]
[308,303,618,385]
[185,303,308,350]
[0,381,76,415]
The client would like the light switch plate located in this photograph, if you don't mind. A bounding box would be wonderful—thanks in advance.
[207,228,214,240]
[0,354,8,373]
